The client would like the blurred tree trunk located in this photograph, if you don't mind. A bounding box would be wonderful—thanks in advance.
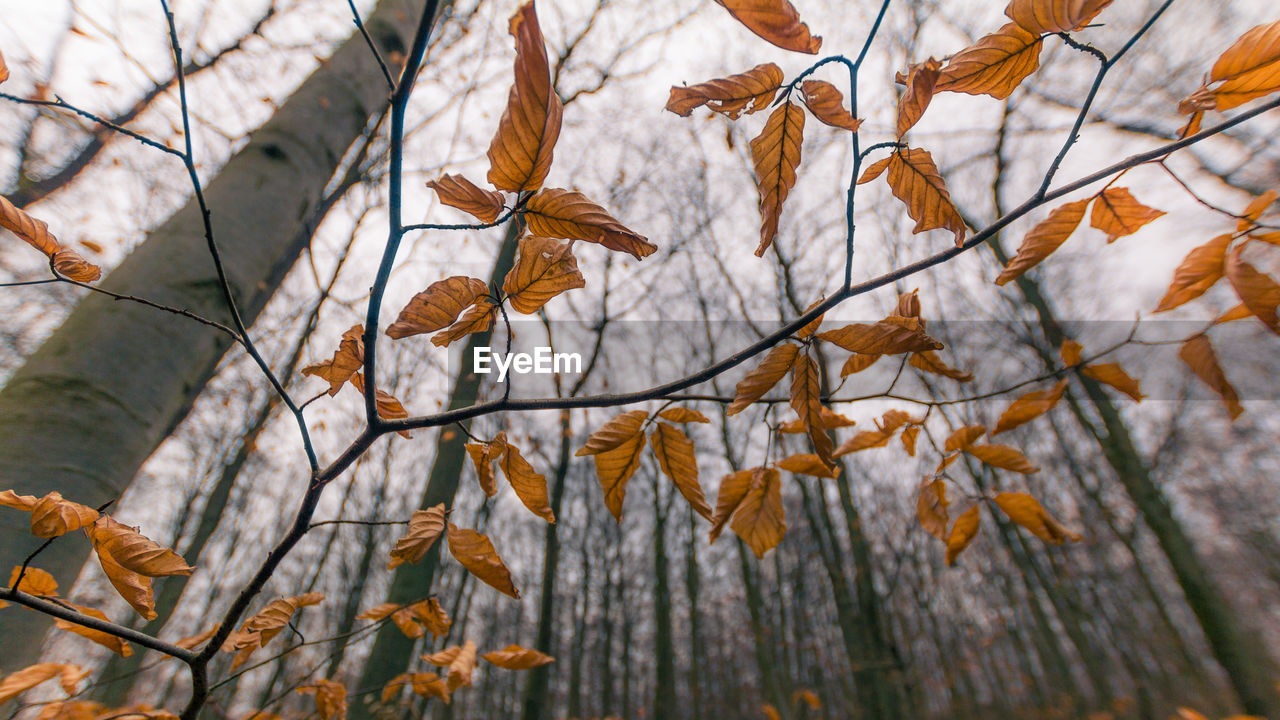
[0,0,435,673]
[652,476,676,719]
[683,508,706,720]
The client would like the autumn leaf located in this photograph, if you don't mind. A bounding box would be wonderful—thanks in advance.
[1237,190,1277,231]
[727,343,800,415]
[577,412,650,521]
[483,644,555,669]
[486,2,563,193]
[995,198,1089,285]
[965,444,1040,474]
[415,597,452,637]
[577,410,649,456]
[7,566,58,598]
[1224,244,1280,334]
[223,592,324,667]
[1082,363,1144,402]
[713,0,822,54]
[90,516,194,577]
[777,407,855,432]
[297,679,346,720]
[917,479,949,541]
[762,703,782,720]
[0,51,7,86]
[426,174,506,224]
[994,492,1082,544]
[776,453,840,478]
[0,663,82,704]
[910,350,974,382]
[793,689,821,710]
[901,425,921,456]
[991,379,1068,435]
[174,626,218,650]
[839,352,881,377]
[657,407,712,424]
[431,300,496,348]
[302,324,364,395]
[731,467,785,558]
[816,319,942,355]
[358,603,428,639]
[1004,0,1114,34]
[936,23,1044,100]
[881,148,967,245]
[502,235,586,314]
[466,442,499,497]
[388,277,489,339]
[1089,187,1165,243]
[710,469,756,543]
[1179,334,1243,419]
[666,63,784,119]
[799,80,861,131]
[750,100,805,256]
[498,440,555,523]
[54,603,131,657]
[348,374,410,435]
[0,194,61,258]
[897,57,941,137]
[944,424,986,452]
[523,189,655,259]
[833,429,894,456]
[52,249,101,283]
[946,504,981,566]
[447,523,520,598]
[1153,234,1231,312]
[1205,20,1280,110]
[651,422,712,520]
[857,155,891,185]
[789,353,834,468]
[388,504,447,569]
[443,640,478,691]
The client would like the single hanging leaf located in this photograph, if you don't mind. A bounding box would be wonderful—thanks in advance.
[94,545,156,620]
[1089,187,1165,243]
[917,479,949,541]
[666,63,784,119]
[710,469,756,543]
[727,343,801,416]
[576,410,649,456]
[486,2,563,193]
[26,491,99,538]
[89,516,194,577]
[840,352,881,377]
[54,603,131,657]
[297,679,346,720]
[302,324,364,395]
[901,424,921,456]
[857,155,892,185]
[777,407,855,432]
[910,350,973,381]
[1179,334,1243,419]
[0,663,77,704]
[833,428,894,456]
[775,453,840,479]
[387,504,447,569]
[348,374,411,435]
[388,277,489,339]
[444,640,478,691]
[730,467,785,558]
[935,23,1044,99]
[1154,234,1231,312]
[1207,20,1280,111]
[414,597,452,637]
[994,492,1081,543]
[1004,0,1115,34]
[750,101,806,256]
[357,603,427,639]
[431,300,496,348]
[447,524,520,598]
[0,489,36,512]
[965,444,1040,474]
[7,566,58,598]
[502,235,586,314]
[795,297,826,339]
[174,626,219,651]
[466,442,499,497]
[799,80,861,131]
[1224,245,1280,333]
[816,320,942,355]
[591,431,646,522]
[498,440,555,523]
[713,0,822,54]
[523,189,656,259]
[946,504,981,566]
[789,354,834,467]
[483,644,555,670]
[896,57,941,137]
[426,174,506,224]
[995,198,1089,285]
[650,422,712,520]
[223,593,325,667]
[1237,190,1277,231]
[52,249,101,283]
[944,425,986,452]
[883,148,967,245]
[991,379,1068,435]
[0,194,61,258]
[657,407,712,424]
[1082,363,1144,402]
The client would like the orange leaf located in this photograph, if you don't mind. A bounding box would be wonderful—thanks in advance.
[1082,363,1144,402]
[730,467,785,558]
[523,189,655,260]
[995,198,1089,285]
[576,410,649,456]
[430,300,496,348]
[936,23,1043,100]
[0,51,8,86]
[483,644,555,670]
[447,523,520,599]
[945,425,986,452]
[839,352,881,377]
[1207,20,1280,110]
[23,491,99,539]
[577,411,649,521]
[388,504,447,569]
[856,155,891,185]
[1154,234,1231,312]
[0,663,79,705]
[897,57,941,137]
[775,453,840,478]
[657,407,712,424]
[883,148,967,245]
[388,277,489,339]
[0,194,60,258]
[727,343,800,415]
[89,516,193,577]
[991,379,1067,435]
[833,429,893,457]
[1004,0,1114,34]
[965,444,1040,474]
[54,603,132,657]
[466,442,499,497]
[502,235,585,314]
[297,679,346,720]
[750,101,806,256]
[486,2,563,193]
[993,492,1081,543]
[1089,187,1165,243]
[917,479,949,541]
[666,63,784,119]
[946,505,981,566]
[302,324,365,395]
[52,249,101,283]
[789,354,834,467]
[1224,245,1280,334]
[777,407,856,432]
[426,174,506,224]
[1179,334,1243,419]
[1237,190,1277,231]
[799,80,861,131]
[7,566,57,597]
[816,320,942,355]
[498,440,555,523]
[712,0,822,54]
[349,374,410,434]
[650,423,712,520]
[710,469,756,543]
[910,350,973,381]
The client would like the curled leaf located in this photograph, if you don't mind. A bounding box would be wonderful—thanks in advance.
[666,63,784,119]
[447,523,520,599]
[90,516,194,577]
[52,249,101,283]
[524,189,655,260]
[502,235,585,314]
[713,0,822,54]
[896,57,941,137]
[710,469,756,543]
[882,148,967,245]
[302,324,364,395]
[730,467,785,558]
[388,277,489,339]
[0,194,60,258]
[750,101,805,256]
[946,505,981,566]
[426,174,505,224]
[917,479,949,541]
[28,492,100,539]
[388,505,447,569]
[431,300,496,348]
[727,343,800,416]
[499,440,555,523]
[483,644,555,669]
[799,80,860,131]
[486,2,563,193]
[1004,0,1114,34]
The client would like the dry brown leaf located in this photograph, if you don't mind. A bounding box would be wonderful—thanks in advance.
[444,640,478,691]
[917,479,949,541]
[799,80,861,131]
[710,469,756,543]
[995,198,1089,285]
[523,189,655,259]
[750,101,805,256]
[388,277,489,339]
[90,516,193,577]
[991,379,1068,435]
[483,644,555,669]
[775,453,840,478]
[348,374,410,435]
[1082,363,1144,402]
[1154,234,1231,312]
[901,425,921,456]
[95,546,156,620]
[7,566,58,597]
[502,235,585,314]
[54,603,132,657]
[426,174,506,224]
[994,492,1082,544]
[897,57,941,137]
[839,352,881,377]
[447,523,520,598]
[414,597,452,637]
[23,491,99,539]
[1206,20,1280,110]
[431,300,496,348]
[965,444,1040,474]
[1179,334,1243,419]
[388,504,447,569]
[777,407,856,432]
[498,440,555,523]
[0,663,79,704]
[910,350,973,381]
[650,422,712,520]
[0,194,60,258]
[713,0,822,54]
[936,23,1044,99]
[944,424,986,452]
[52,249,101,283]
[1224,245,1280,334]
[466,442,499,497]
[297,679,346,720]
[730,467,785,558]
[1004,0,1114,34]
[727,343,800,415]
[1089,187,1165,243]
[1237,190,1277,231]
[576,410,649,456]
[816,320,942,355]
[657,407,712,424]
[882,148,967,245]
[946,504,981,566]
[486,2,562,193]
[789,354,834,467]
[302,324,365,395]
[666,63,784,119]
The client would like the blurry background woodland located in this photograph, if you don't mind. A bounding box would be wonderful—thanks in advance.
[1,0,1279,719]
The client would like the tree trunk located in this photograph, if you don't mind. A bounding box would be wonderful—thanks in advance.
[652,477,676,719]
[0,0,434,673]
